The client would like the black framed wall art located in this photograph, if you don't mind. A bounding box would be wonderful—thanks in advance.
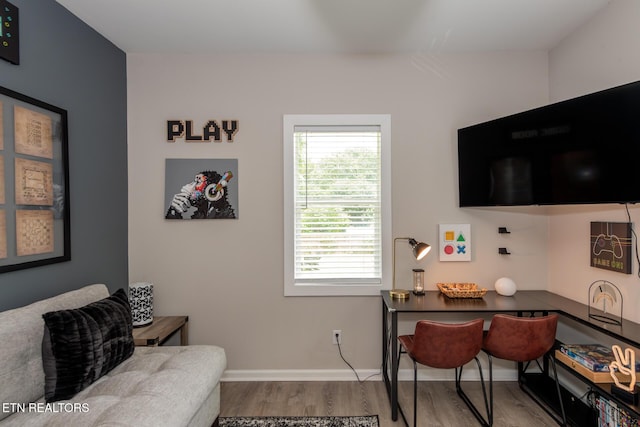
[590,221,632,274]
[0,0,20,65]
[0,86,70,273]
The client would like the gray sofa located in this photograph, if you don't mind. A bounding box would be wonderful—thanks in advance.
[0,284,226,427]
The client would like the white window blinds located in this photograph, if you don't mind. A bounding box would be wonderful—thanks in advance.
[293,125,382,283]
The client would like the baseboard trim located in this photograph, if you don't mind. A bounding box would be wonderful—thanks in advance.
[221,367,518,382]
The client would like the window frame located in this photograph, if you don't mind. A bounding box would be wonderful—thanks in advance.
[283,114,392,296]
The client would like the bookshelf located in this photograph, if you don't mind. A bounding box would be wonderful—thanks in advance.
[554,347,640,424]
[516,293,640,427]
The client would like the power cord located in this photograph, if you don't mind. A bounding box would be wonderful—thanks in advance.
[335,332,381,383]
[624,203,640,279]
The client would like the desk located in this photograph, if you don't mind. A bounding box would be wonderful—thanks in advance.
[382,289,640,425]
[132,315,189,346]
[382,290,559,423]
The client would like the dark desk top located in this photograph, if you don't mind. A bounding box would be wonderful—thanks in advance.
[382,290,556,313]
[382,290,640,348]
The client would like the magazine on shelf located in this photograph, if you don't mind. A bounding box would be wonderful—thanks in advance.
[560,344,640,372]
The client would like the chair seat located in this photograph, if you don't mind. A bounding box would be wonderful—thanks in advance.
[397,319,489,427]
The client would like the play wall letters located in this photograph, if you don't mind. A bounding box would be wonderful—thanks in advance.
[167,120,239,143]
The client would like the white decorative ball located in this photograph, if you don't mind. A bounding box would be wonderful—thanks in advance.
[495,277,517,296]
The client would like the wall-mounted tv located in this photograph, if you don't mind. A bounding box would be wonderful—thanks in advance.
[458,80,640,207]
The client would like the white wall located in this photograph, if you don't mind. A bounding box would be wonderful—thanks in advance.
[548,0,640,321]
[549,0,640,102]
[127,52,550,376]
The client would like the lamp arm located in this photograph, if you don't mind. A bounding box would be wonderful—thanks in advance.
[392,237,412,291]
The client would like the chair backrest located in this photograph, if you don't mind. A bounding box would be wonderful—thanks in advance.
[483,314,558,362]
[409,318,484,369]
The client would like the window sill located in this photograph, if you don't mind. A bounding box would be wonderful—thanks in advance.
[284,282,386,297]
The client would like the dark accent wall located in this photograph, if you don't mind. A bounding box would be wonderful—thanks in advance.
[0,0,128,310]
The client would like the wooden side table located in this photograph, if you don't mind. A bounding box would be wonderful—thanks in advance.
[132,315,189,346]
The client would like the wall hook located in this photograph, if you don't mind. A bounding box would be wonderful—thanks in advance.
[498,247,511,255]
[498,227,511,234]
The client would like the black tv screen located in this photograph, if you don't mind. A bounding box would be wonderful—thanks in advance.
[458,80,640,207]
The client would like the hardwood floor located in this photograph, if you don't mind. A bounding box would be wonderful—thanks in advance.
[220,380,559,427]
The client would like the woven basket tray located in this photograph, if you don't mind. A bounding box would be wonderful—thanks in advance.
[437,283,487,299]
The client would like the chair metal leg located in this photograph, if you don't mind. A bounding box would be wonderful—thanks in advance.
[455,357,492,427]
[396,345,424,427]
[413,360,418,427]
[396,345,410,427]
[398,344,496,427]
[475,356,492,426]
[488,354,494,426]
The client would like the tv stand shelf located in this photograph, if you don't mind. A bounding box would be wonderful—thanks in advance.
[528,293,640,426]
[520,371,596,427]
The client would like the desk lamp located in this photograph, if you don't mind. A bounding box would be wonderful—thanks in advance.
[390,237,431,299]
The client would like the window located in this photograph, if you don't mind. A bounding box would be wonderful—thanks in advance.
[283,115,391,296]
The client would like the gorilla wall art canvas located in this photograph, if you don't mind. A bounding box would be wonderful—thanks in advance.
[164,159,238,219]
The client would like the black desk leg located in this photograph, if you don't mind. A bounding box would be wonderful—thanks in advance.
[381,299,399,421]
[382,298,388,386]
[391,310,398,421]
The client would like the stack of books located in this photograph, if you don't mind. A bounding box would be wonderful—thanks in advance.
[556,344,640,383]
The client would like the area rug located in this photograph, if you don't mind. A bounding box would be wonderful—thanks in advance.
[219,415,379,427]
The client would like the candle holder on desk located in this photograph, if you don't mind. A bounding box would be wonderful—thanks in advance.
[412,269,425,295]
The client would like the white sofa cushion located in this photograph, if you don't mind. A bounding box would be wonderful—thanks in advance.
[1,345,226,427]
[0,284,110,421]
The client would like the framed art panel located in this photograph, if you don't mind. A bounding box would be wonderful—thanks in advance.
[164,158,238,220]
[438,223,471,261]
[0,85,70,273]
[590,221,632,274]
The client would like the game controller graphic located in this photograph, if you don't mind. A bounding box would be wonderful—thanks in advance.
[592,233,624,259]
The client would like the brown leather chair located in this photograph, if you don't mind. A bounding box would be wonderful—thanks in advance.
[398,319,490,427]
[482,314,566,426]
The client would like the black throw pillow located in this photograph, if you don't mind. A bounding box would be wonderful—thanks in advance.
[42,288,135,402]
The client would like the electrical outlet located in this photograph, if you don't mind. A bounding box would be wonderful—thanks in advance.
[332,330,342,345]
